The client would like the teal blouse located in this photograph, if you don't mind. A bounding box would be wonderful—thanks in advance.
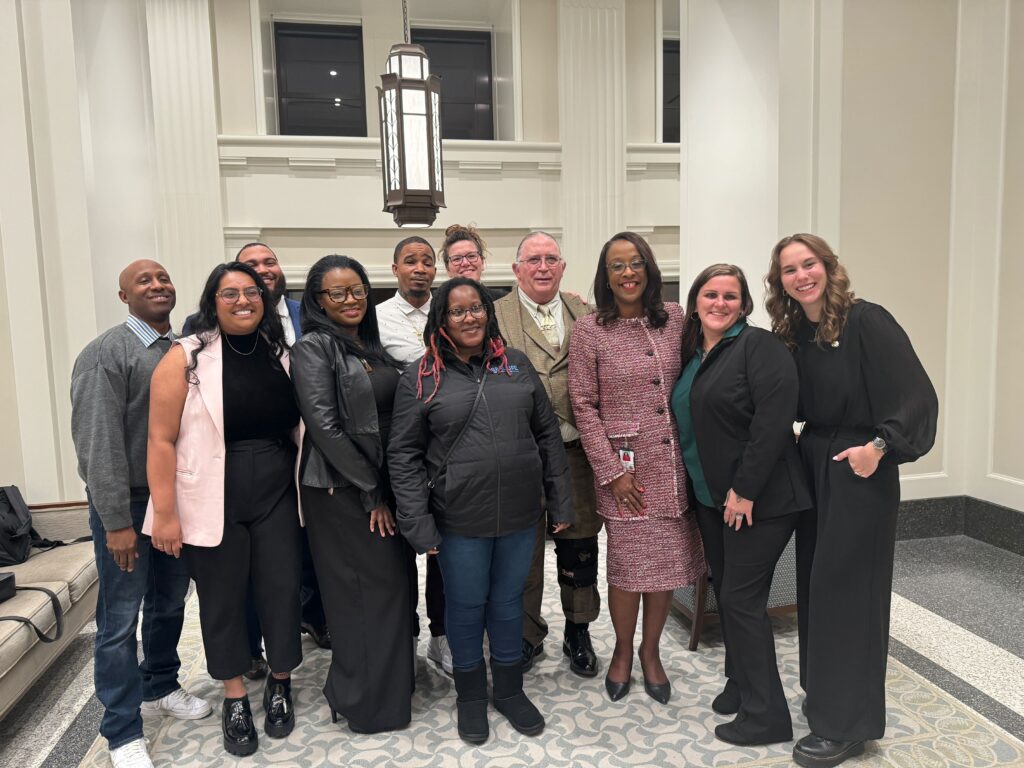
[671,320,747,507]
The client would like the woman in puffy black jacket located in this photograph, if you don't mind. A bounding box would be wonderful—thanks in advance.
[289,255,413,735]
[388,277,572,745]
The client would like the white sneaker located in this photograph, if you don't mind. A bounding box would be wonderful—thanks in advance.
[140,688,213,720]
[427,634,454,676]
[109,738,153,768]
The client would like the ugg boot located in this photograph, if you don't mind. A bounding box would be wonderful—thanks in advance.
[490,659,545,736]
[452,663,489,744]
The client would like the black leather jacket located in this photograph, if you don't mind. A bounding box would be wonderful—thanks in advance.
[388,347,573,554]
[290,330,386,513]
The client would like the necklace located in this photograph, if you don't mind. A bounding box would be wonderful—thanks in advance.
[224,333,258,356]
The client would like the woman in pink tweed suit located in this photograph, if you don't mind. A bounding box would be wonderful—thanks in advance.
[569,232,704,705]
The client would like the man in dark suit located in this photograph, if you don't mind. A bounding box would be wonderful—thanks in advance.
[494,232,602,678]
[183,243,329,675]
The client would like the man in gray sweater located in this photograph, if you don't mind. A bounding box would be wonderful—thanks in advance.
[71,260,211,768]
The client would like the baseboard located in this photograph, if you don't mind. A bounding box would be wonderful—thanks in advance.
[898,495,1024,557]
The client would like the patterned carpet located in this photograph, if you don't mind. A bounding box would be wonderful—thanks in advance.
[78,544,1024,767]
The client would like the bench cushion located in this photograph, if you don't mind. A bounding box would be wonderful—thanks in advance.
[0,581,72,677]
[7,542,98,603]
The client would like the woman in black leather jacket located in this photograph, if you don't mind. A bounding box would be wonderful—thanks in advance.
[388,277,572,745]
[289,255,413,735]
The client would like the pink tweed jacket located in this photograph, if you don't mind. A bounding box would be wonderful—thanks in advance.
[568,302,688,522]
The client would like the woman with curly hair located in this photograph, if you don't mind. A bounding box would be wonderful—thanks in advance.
[388,277,572,744]
[766,233,938,768]
[568,232,704,705]
[440,223,508,300]
[147,262,301,757]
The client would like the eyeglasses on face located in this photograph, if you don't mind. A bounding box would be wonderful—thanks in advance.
[216,286,263,304]
[606,258,647,275]
[318,285,370,303]
[446,304,487,321]
[519,255,562,269]
[448,252,482,266]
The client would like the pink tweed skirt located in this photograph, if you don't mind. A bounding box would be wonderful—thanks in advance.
[604,513,704,592]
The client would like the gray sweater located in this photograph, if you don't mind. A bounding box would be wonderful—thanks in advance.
[71,322,171,531]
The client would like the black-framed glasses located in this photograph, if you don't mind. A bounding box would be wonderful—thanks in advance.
[318,285,370,303]
[216,286,263,304]
[446,304,487,322]
[448,252,482,266]
[518,255,562,269]
[606,258,647,275]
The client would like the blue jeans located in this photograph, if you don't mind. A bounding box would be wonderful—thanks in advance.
[90,495,191,749]
[436,525,535,670]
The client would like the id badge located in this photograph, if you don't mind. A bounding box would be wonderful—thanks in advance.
[618,448,636,473]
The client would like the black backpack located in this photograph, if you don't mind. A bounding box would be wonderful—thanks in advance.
[0,486,32,567]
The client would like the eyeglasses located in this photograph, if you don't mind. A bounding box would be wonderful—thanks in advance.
[216,286,263,303]
[606,258,647,275]
[518,255,562,269]
[448,252,482,266]
[446,304,487,321]
[318,285,370,303]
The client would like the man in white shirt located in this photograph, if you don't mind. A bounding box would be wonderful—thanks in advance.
[376,236,453,676]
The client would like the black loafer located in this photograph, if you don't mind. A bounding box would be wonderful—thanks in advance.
[712,678,740,715]
[262,677,295,738]
[715,718,792,746]
[222,697,258,756]
[562,623,599,677]
[521,639,544,672]
[243,654,268,681]
[604,675,631,701]
[301,622,332,650]
[793,734,865,767]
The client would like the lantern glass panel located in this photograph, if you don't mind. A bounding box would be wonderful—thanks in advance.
[383,88,400,191]
[403,114,430,190]
[388,54,399,75]
[431,91,443,192]
[404,88,426,115]
[401,55,422,79]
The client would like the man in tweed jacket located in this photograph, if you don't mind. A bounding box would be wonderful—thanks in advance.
[494,231,602,677]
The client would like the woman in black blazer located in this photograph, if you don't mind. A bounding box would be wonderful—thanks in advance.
[670,264,811,747]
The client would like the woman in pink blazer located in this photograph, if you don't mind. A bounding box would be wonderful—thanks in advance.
[569,232,704,705]
[147,262,302,758]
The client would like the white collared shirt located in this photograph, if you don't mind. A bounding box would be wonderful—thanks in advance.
[276,296,296,347]
[517,288,565,347]
[377,291,432,365]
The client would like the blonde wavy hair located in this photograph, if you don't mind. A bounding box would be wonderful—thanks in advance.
[440,223,487,265]
[765,233,856,348]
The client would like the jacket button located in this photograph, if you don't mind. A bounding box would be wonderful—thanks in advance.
[662,437,671,445]
[656,407,665,415]
[652,378,661,385]
[646,350,654,356]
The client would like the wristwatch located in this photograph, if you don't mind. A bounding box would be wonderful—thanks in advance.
[871,436,888,455]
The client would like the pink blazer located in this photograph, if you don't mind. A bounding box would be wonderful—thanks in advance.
[143,333,301,547]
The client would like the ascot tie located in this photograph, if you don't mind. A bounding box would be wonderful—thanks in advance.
[538,304,560,350]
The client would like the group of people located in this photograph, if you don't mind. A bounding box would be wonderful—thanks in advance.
[71,225,937,768]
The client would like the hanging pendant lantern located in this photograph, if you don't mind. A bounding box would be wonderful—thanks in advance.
[377,39,445,228]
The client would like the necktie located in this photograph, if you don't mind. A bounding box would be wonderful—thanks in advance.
[538,304,560,350]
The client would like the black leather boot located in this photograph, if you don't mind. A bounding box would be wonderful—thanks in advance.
[491,659,544,736]
[562,621,599,677]
[452,663,489,745]
[793,734,865,767]
[263,676,295,738]
[222,696,258,756]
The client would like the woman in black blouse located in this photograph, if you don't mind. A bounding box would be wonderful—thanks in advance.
[289,255,413,735]
[766,234,938,768]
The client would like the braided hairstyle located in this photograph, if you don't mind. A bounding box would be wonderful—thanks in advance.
[416,277,510,402]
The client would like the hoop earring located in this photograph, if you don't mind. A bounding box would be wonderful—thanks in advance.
[690,311,698,320]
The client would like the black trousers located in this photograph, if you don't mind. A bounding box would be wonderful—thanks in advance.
[184,439,302,681]
[303,484,413,732]
[799,431,900,742]
[695,502,798,735]
[425,554,446,637]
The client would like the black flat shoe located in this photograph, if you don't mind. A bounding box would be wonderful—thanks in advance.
[262,676,295,738]
[712,678,740,715]
[643,677,671,705]
[301,622,332,650]
[793,734,865,767]
[604,675,631,701]
[222,697,258,757]
[562,623,599,677]
[715,718,792,746]
[243,654,268,681]
[521,639,544,673]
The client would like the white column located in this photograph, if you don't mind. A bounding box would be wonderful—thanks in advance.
[145,0,225,306]
[558,0,627,294]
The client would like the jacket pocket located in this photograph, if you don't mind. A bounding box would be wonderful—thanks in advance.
[604,420,640,440]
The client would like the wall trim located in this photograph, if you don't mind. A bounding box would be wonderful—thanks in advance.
[898,495,1024,558]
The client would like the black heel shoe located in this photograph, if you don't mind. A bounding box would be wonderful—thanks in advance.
[639,653,671,704]
[331,709,339,724]
[604,675,631,701]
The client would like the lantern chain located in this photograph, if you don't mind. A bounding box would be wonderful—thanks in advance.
[402,0,410,44]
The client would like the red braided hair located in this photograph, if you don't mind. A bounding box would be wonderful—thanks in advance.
[416,331,512,402]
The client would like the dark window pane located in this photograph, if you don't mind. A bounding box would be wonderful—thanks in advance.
[411,28,494,140]
[663,39,680,143]
[275,22,367,137]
